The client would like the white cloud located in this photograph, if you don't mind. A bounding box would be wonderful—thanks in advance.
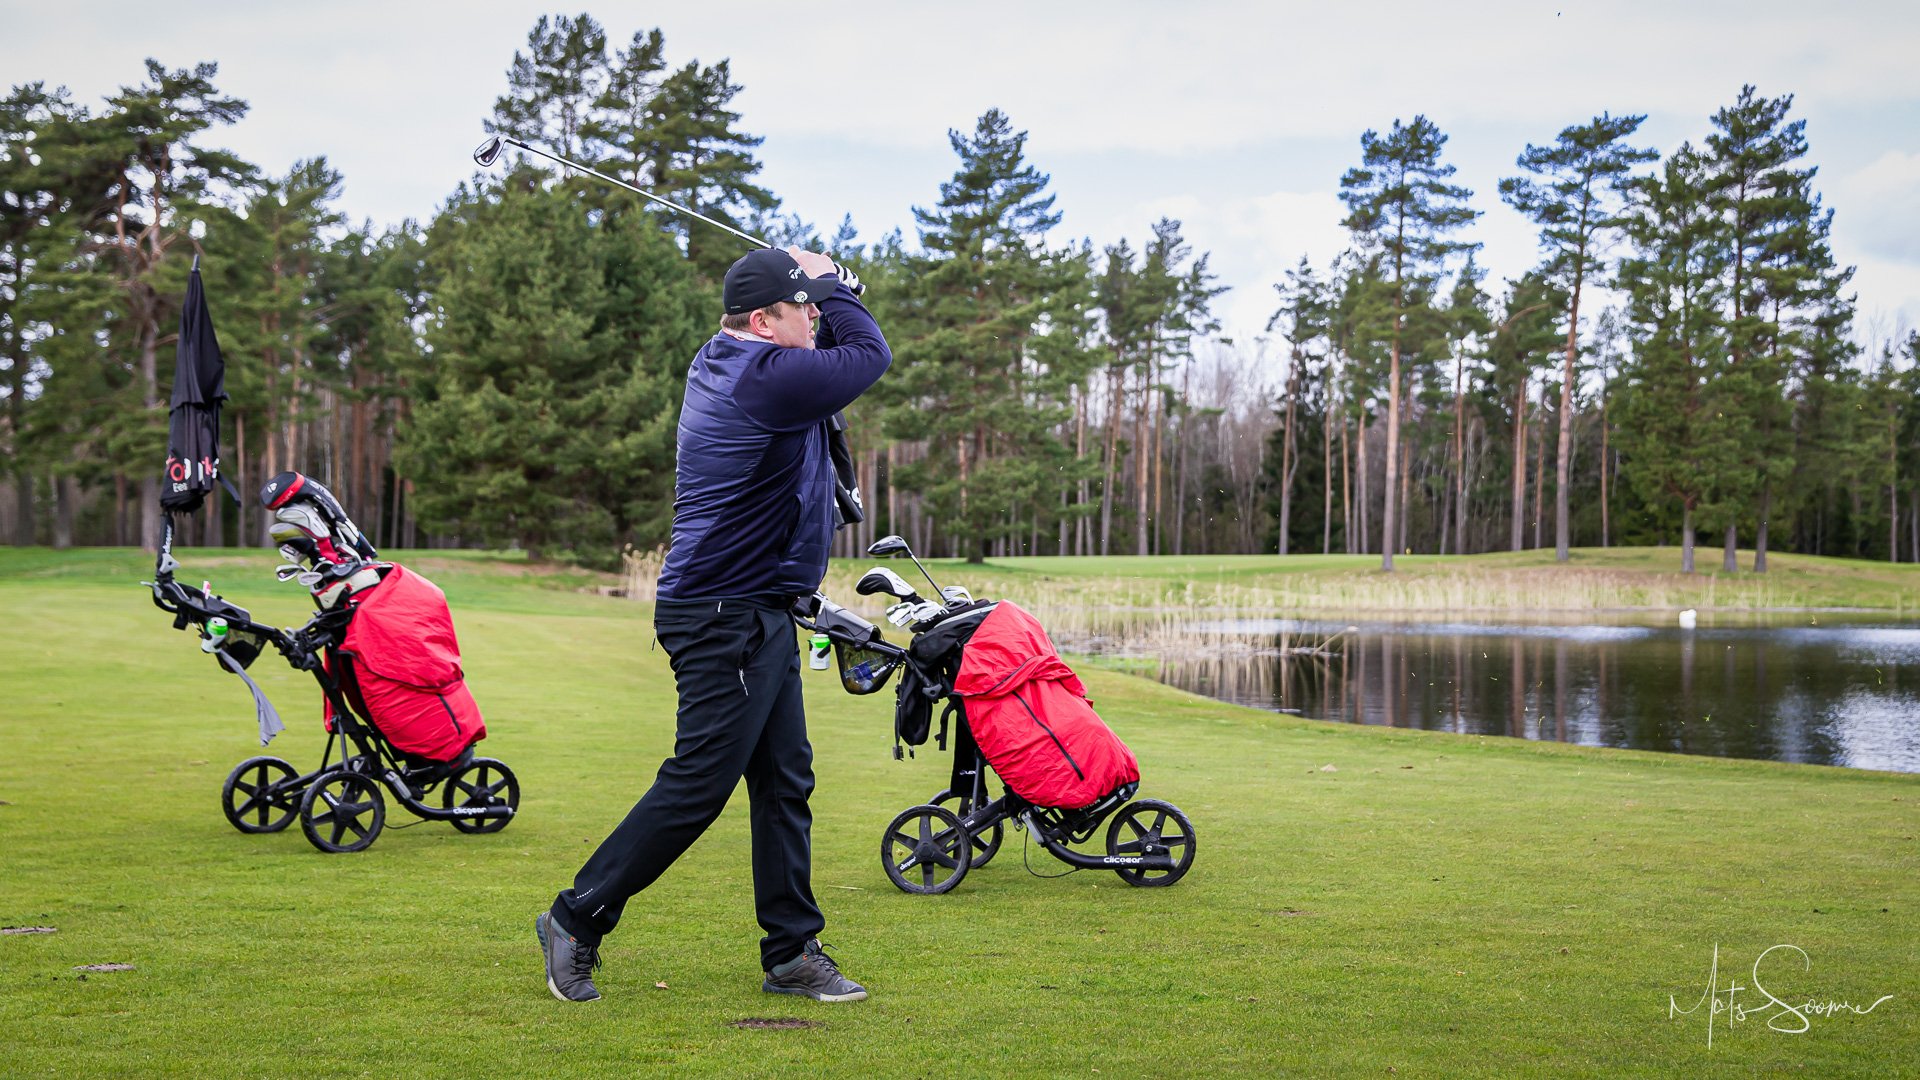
[1836,150,1920,263]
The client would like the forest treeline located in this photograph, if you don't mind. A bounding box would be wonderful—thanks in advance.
[3,14,1916,569]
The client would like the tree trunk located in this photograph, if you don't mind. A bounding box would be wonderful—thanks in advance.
[1356,415,1370,555]
[1383,328,1401,571]
[1755,486,1771,573]
[1532,398,1547,551]
[1135,364,1150,557]
[1099,366,1119,556]
[1722,523,1738,573]
[1600,380,1611,549]
[1341,412,1353,554]
[1279,349,1298,555]
[1399,438,1411,556]
[1322,383,1334,555]
[1452,345,1467,557]
[12,470,33,546]
[53,473,74,549]
[1555,268,1583,562]
[1682,504,1695,573]
[1510,377,1527,552]
[138,315,162,552]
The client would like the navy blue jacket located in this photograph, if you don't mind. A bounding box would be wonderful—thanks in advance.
[655,282,891,600]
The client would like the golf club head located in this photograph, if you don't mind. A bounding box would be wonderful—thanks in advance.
[473,135,505,168]
[274,564,304,583]
[856,567,921,604]
[867,534,912,559]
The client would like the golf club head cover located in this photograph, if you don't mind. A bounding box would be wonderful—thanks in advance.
[259,471,378,562]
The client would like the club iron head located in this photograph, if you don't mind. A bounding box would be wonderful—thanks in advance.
[473,135,506,168]
[274,564,303,583]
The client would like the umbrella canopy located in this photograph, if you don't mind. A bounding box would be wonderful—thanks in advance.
[160,260,228,513]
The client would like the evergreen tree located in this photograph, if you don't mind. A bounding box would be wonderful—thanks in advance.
[646,60,776,279]
[1339,116,1480,569]
[586,28,668,187]
[488,13,609,161]
[1704,86,1830,571]
[1617,145,1735,572]
[1499,112,1656,561]
[398,181,707,560]
[889,108,1068,561]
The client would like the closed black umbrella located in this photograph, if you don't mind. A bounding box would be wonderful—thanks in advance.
[160,256,232,514]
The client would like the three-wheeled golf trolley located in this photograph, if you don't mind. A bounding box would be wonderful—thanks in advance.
[147,473,518,853]
[793,535,1196,894]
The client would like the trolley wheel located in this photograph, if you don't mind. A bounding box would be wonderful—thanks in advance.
[1105,799,1196,887]
[931,787,1003,869]
[443,757,519,834]
[299,769,386,854]
[880,804,972,895]
[221,756,300,834]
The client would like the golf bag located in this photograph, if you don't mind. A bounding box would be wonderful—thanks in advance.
[263,471,485,763]
[900,600,1138,811]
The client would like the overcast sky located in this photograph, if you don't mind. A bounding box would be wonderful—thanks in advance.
[9,1,1918,349]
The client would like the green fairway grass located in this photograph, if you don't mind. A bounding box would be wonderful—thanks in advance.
[3,548,1916,1076]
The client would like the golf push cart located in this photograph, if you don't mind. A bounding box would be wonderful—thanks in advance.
[146,473,518,853]
[793,535,1197,895]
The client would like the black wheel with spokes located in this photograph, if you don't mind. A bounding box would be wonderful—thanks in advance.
[299,769,386,854]
[443,757,519,834]
[880,804,972,895]
[221,756,300,834]
[1105,799,1196,887]
[931,787,1003,869]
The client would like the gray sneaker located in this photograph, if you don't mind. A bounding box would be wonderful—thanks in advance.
[762,939,867,1002]
[535,911,601,1002]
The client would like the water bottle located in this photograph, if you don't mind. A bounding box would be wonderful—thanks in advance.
[202,616,229,653]
[809,633,831,670]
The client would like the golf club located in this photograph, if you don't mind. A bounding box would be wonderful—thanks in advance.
[472,134,769,251]
[856,567,922,605]
[865,535,944,599]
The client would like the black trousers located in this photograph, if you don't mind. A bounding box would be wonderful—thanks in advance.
[552,596,824,970]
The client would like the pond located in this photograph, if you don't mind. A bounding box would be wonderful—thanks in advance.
[1095,615,1920,774]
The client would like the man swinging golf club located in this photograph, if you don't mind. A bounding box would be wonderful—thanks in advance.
[537,245,890,1003]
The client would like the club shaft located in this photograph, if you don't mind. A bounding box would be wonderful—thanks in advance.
[500,137,768,250]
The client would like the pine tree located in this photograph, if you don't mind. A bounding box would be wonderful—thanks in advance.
[398,182,708,560]
[586,28,668,187]
[1499,113,1656,561]
[488,14,609,161]
[1705,86,1837,572]
[1340,116,1480,569]
[646,60,776,279]
[1617,144,1734,573]
[888,109,1067,561]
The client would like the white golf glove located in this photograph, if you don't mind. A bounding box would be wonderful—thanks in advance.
[833,261,865,296]
[939,585,973,605]
[886,599,942,628]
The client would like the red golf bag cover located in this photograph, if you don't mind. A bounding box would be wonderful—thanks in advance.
[952,602,1139,809]
[325,564,486,761]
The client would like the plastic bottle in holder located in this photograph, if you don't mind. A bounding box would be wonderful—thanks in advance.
[809,633,832,670]
[202,616,229,653]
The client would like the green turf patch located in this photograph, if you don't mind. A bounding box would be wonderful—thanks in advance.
[2,550,1915,1075]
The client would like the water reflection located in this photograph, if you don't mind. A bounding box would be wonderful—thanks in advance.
[1142,618,1920,773]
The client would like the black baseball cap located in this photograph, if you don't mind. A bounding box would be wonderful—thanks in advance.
[723,248,840,314]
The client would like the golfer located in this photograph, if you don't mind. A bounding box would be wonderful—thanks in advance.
[537,246,890,1003]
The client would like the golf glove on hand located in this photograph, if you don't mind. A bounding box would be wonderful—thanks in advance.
[833,261,865,296]
[939,585,973,605]
[886,599,942,628]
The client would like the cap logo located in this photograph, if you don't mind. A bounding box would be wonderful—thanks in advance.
[788,267,801,279]
[795,291,810,303]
